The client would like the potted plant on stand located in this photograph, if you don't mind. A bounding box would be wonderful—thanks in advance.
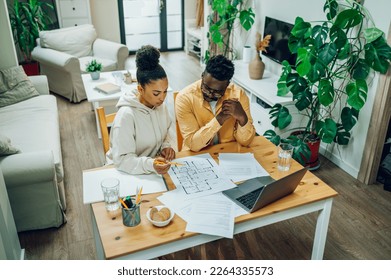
[264,0,391,170]
[86,59,102,80]
[8,0,54,76]
[206,0,255,61]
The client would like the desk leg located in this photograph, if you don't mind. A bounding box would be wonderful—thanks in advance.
[92,101,102,139]
[90,206,105,260]
[311,198,333,260]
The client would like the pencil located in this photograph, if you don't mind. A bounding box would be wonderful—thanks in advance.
[154,160,184,167]
[135,186,143,204]
[119,198,128,209]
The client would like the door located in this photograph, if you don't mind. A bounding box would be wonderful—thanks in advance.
[118,0,184,53]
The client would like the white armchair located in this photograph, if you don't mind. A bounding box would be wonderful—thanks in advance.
[32,24,129,103]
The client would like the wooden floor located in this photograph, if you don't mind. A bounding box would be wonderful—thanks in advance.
[18,51,391,260]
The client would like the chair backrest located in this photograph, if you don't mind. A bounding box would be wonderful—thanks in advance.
[96,107,116,155]
[173,91,183,152]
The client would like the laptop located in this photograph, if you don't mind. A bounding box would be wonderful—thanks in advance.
[222,168,307,213]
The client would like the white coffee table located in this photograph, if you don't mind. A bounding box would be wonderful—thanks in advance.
[82,70,137,138]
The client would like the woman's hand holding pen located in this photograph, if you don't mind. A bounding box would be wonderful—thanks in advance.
[160,147,176,161]
[153,156,171,174]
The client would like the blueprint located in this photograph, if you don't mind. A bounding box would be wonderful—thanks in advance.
[167,154,236,200]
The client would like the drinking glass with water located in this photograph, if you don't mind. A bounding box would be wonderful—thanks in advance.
[101,178,120,212]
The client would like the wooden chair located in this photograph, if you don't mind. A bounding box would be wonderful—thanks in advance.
[173,91,184,152]
[96,107,116,154]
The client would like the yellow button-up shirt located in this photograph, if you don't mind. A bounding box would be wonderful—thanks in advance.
[175,80,256,152]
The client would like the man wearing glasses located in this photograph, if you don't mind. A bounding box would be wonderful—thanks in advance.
[175,55,255,152]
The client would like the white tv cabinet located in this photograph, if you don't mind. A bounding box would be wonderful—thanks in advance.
[232,60,304,136]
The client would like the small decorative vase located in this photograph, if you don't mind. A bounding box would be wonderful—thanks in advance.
[90,71,100,80]
[248,54,265,80]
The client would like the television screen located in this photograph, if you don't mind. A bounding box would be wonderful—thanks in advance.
[262,17,297,67]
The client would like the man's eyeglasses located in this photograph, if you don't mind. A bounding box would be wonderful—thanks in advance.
[201,80,226,96]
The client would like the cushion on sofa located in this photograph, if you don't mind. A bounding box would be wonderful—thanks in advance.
[0,95,64,182]
[0,134,20,156]
[0,66,40,108]
[39,24,97,58]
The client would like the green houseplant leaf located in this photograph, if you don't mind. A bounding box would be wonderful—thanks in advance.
[207,0,255,59]
[8,0,54,63]
[263,0,391,169]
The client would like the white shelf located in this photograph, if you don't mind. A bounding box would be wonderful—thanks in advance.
[185,19,203,63]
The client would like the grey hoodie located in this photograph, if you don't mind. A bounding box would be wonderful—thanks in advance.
[106,91,173,174]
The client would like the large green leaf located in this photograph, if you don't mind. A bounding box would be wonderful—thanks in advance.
[341,107,359,131]
[269,104,292,129]
[330,26,348,50]
[364,27,384,44]
[351,58,370,80]
[365,36,391,74]
[287,73,308,95]
[312,23,329,49]
[318,78,335,106]
[212,0,228,16]
[296,48,313,76]
[209,24,223,43]
[288,35,300,54]
[307,61,326,83]
[346,79,368,110]
[324,0,338,20]
[286,134,311,165]
[239,9,255,31]
[334,9,362,29]
[318,43,337,66]
[335,124,351,145]
[291,17,312,39]
[337,41,351,60]
[293,88,312,111]
[277,61,292,96]
[263,130,281,146]
[316,118,337,143]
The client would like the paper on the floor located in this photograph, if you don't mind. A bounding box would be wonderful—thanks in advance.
[82,167,167,204]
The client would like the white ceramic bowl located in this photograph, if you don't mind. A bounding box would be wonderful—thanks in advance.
[146,205,175,227]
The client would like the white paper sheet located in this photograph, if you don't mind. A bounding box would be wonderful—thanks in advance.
[219,153,269,182]
[158,192,248,222]
[83,168,167,204]
[185,195,235,239]
[167,154,236,200]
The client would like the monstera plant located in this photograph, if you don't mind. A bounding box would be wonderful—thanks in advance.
[206,0,255,60]
[264,0,391,168]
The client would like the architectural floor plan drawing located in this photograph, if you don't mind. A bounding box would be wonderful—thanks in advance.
[171,158,220,194]
[168,154,236,199]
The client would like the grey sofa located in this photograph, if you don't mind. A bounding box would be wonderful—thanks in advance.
[0,75,66,232]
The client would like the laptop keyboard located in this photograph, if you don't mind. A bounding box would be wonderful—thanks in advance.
[236,187,263,210]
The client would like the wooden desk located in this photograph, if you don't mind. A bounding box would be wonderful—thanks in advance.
[89,136,338,260]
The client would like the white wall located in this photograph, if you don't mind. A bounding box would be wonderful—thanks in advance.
[89,0,121,43]
[248,0,391,178]
[0,0,18,69]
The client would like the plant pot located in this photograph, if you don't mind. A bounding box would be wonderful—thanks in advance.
[90,71,100,80]
[20,61,40,76]
[291,131,321,170]
[248,54,265,80]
